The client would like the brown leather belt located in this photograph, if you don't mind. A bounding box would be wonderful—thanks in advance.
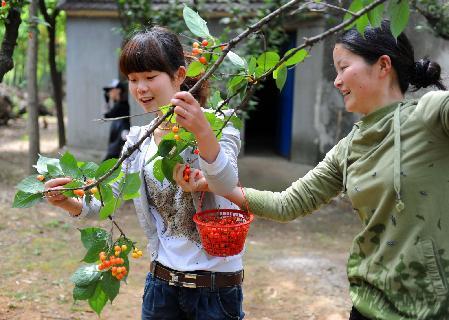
[150,261,244,289]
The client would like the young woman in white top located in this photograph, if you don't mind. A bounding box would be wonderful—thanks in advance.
[44,26,245,320]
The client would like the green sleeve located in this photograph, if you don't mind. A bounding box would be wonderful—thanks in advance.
[417,90,449,138]
[244,142,344,221]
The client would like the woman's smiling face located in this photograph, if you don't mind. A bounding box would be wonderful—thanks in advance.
[127,68,185,114]
[333,44,382,115]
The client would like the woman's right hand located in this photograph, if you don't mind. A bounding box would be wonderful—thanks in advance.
[44,178,83,216]
[173,164,210,193]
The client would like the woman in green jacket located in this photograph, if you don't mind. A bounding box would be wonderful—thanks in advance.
[174,21,449,319]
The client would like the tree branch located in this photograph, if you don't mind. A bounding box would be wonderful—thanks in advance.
[0,6,22,82]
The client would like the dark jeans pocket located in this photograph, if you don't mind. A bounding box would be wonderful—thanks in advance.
[217,285,243,319]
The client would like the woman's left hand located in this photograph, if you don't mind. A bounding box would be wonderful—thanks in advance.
[173,163,210,193]
[172,91,210,138]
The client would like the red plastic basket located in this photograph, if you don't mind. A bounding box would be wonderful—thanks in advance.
[193,208,254,257]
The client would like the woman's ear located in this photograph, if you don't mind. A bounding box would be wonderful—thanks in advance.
[175,66,187,86]
[377,55,393,78]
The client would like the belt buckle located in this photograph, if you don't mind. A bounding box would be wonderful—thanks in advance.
[169,271,197,288]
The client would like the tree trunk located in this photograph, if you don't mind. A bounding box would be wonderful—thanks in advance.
[39,0,66,148]
[26,0,40,173]
[0,6,22,82]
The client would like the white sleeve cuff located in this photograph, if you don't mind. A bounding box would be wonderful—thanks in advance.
[198,147,228,176]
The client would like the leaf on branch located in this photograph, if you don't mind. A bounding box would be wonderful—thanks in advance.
[99,198,122,220]
[62,180,84,197]
[34,154,60,175]
[60,151,83,180]
[247,56,257,75]
[95,158,121,183]
[88,282,109,315]
[257,51,280,72]
[284,48,309,67]
[100,271,120,302]
[227,75,246,95]
[12,191,43,208]
[162,156,182,184]
[81,162,99,179]
[122,172,141,196]
[16,175,45,194]
[73,281,97,301]
[70,264,101,287]
[153,159,164,183]
[275,65,288,91]
[47,164,64,177]
[158,140,176,158]
[183,5,211,38]
[187,61,205,77]
[83,242,108,263]
[388,0,409,39]
[367,2,384,28]
[208,91,223,109]
[227,51,247,69]
[227,116,243,130]
[79,227,110,250]
[344,0,370,35]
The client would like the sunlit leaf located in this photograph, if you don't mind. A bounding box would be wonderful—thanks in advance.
[388,0,409,38]
[183,5,211,38]
[16,175,45,193]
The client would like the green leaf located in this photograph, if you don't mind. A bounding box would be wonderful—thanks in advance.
[186,61,205,77]
[12,191,43,208]
[70,264,101,287]
[248,56,257,75]
[16,175,45,193]
[88,282,108,316]
[47,164,64,177]
[208,91,222,109]
[79,228,110,250]
[275,65,288,91]
[34,154,60,174]
[228,116,243,129]
[284,48,308,67]
[153,159,164,183]
[100,271,120,302]
[99,198,122,220]
[94,183,113,202]
[227,51,246,69]
[162,156,182,183]
[83,241,108,263]
[73,282,97,301]
[367,2,384,28]
[257,51,280,72]
[62,180,84,197]
[227,75,246,95]
[388,0,409,39]
[60,151,83,180]
[158,140,176,157]
[122,172,141,196]
[123,192,140,200]
[81,162,99,178]
[95,158,120,183]
[183,5,211,38]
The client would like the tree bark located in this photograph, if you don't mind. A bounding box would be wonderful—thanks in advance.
[39,0,66,148]
[0,6,22,82]
[27,0,40,173]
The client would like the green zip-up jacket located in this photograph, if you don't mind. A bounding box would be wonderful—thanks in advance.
[245,90,449,319]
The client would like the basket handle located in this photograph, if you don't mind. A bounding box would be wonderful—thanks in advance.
[197,182,250,213]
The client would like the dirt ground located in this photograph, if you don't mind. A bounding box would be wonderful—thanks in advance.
[0,118,361,320]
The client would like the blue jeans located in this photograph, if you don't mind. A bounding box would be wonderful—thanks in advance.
[141,272,245,320]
